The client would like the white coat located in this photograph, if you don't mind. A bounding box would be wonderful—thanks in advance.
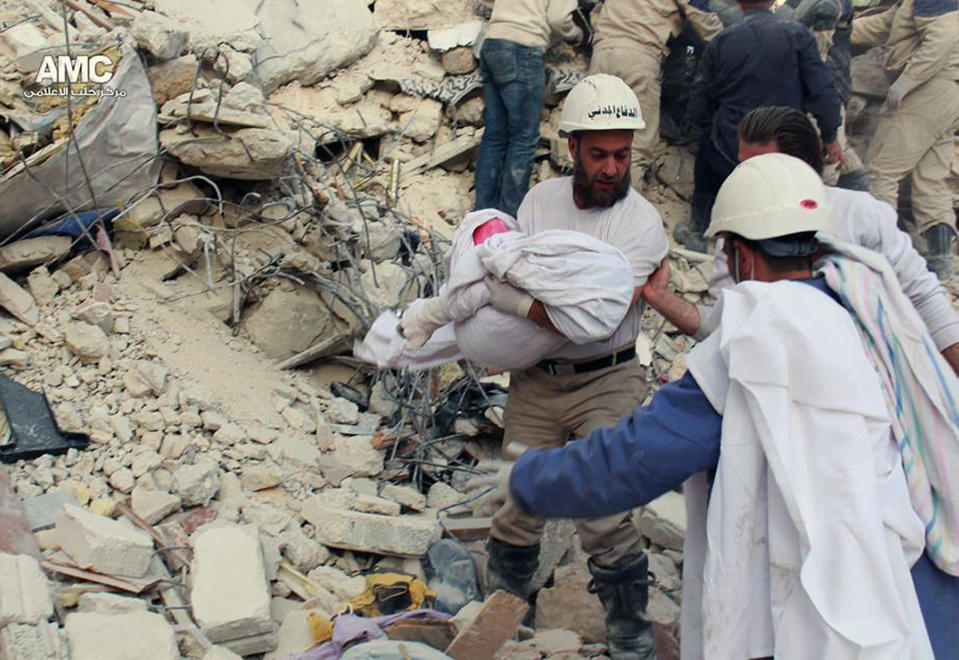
[681,280,930,658]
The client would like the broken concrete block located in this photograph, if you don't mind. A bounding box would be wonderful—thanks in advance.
[77,592,148,615]
[373,0,475,30]
[301,502,441,557]
[172,460,220,507]
[160,125,296,181]
[131,486,181,526]
[267,436,321,470]
[380,484,427,512]
[0,348,30,368]
[446,590,529,660]
[332,435,383,478]
[0,236,71,274]
[152,0,260,53]
[0,272,39,326]
[26,266,59,306]
[190,524,274,644]
[531,629,582,655]
[64,323,109,363]
[203,647,243,660]
[21,490,78,531]
[427,482,464,511]
[0,553,53,625]
[252,0,378,94]
[634,492,686,552]
[0,620,62,660]
[241,284,336,361]
[56,504,154,578]
[134,360,167,395]
[132,10,188,60]
[399,99,444,142]
[72,302,113,334]
[147,53,198,105]
[65,611,178,660]
[278,526,330,573]
[241,463,284,491]
[306,566,366,601]
[534,564,605,644]
[266,609,316,659]
[441,47,476,75]
[353,495,401,516]
[325,397,359,424]
[242,501,294,537]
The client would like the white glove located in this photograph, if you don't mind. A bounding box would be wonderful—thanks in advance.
[464,459,514,514]
[398,297,450,348]
[484,275,534,318]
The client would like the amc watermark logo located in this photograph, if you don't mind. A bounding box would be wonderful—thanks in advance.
[35,54,114,84]
[25,54,126,99]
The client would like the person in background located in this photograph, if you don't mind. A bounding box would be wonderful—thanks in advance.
[588,0,723,188]
[673,0,842,252]
[851,0,959,279]
[646,106,959,375]
[473,0,590,217]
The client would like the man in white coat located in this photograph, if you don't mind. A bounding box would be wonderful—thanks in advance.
[500,154,933,657]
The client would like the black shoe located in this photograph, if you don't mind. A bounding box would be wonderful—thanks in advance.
[673,219,708,253]
[922,224,956,281]
[485,538,540,601]
[588,554,657,660]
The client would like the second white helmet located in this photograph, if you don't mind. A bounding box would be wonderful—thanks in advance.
[706,153,835,241]
[559,74,646,135]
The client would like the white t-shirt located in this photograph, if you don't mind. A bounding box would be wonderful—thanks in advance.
[517,176,669,361]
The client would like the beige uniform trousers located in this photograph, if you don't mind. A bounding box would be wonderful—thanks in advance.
[867,76,959,233]
[491,357,648,567]
[589,45,662,188]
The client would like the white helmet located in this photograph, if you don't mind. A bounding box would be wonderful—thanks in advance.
[558,73,645,136]
[706,152,835,241]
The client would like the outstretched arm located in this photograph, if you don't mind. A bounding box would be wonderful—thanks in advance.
[509,371,722,519]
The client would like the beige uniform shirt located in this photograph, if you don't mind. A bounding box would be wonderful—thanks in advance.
[592,0,724,56]
[852,0,959,89]
[486,0,583,51]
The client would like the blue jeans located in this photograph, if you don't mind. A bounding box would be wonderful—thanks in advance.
[474,39,545,218]
[911,551,959,657]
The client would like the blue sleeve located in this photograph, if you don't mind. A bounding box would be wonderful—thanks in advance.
[508,371,722,519]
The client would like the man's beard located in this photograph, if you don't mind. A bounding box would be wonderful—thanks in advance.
[572,160,631,208]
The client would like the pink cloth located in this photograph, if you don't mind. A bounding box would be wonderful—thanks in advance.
[472,217,511,245]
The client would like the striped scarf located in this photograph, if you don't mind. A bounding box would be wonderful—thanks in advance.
[818,236,959,576]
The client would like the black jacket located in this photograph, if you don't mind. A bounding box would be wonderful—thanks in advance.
[688,8,842,165]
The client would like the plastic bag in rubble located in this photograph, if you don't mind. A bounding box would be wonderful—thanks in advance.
[425,538,480,615]
[0,43,160,239]
[355,210,635,371]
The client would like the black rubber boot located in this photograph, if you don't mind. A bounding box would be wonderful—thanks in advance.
[672,219,708,253]
[485,538,540,601]
[588,554,657,660]
[922,224,956,281]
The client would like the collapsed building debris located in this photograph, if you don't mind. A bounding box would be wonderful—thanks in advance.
[0,0,955,658]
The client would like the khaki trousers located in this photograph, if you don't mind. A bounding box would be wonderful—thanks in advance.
[491,358,648,567]
[589,45,662,188]
[867,76,959,234]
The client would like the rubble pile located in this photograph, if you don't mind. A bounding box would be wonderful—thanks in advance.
[0,0,953,658]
